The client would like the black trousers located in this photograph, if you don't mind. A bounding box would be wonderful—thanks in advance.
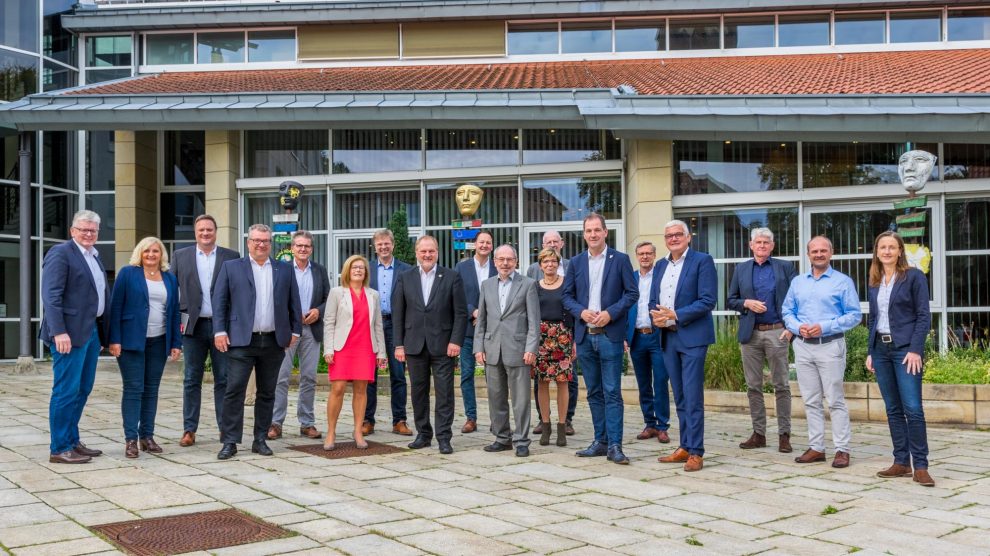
[221,334,285,444]
[406,350,455,443]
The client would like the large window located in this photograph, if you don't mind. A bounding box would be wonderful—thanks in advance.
[427,181,518,227]
[42,131,76,190]
[802,142,906,188]
[890,11,942,43]
[244,130,328,178]
[523,176,621,222]
[507,23,558,55]
[1,0,39,53]
[0,50,39,102]
[425,130,518,170]
[164,131,205,186]
[614,20,664,52]
[778,13,830,47]
[146,33,194,65]
[85,35,132,84]
[943,143,990,180]
[247,30,295,62]
[43,3,76,66]
[335,188,420,229]
[523,129,619,164]
[332,129,421,174]
[674,141,797,195]
[948,9,990,42]
[724,16,775,49]
[86,131,115,192]
[669,18,720,51]
[561,21,611,54]
[197,32,245,64]
[835,13,886,45]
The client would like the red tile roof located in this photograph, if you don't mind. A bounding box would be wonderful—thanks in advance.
[68,49,990,96]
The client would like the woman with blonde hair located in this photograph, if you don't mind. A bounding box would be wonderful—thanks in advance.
[323,255,386,450]
[533,248,574,447]
[108,237,182,458]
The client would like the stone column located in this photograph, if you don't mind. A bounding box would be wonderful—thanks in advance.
[625,139,674,255]
[205,131,241,250]
[114,130,158,269]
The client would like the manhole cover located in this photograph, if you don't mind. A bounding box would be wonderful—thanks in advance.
[90,508,291,556]
[289,440,406,459]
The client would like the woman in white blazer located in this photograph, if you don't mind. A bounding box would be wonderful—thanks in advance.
[323,255,386,450]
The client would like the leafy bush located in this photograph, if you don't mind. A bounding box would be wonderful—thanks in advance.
[705,323,746,391]
[923,345,990,385]
[843,326,872,383]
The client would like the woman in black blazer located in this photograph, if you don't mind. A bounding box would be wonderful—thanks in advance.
[865,231,933,487]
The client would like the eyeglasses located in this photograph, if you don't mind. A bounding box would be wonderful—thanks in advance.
[293,244,313,250]
[73,226,100,236]
[248,238,272,245]
[494,257,516,263]
[664,232,686,240]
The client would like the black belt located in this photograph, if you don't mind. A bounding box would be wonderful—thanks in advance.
[800,333,843,345]
[756,322,783,331]
[252,331,275,337]
[586,326,604,335]
[879,334,893,344]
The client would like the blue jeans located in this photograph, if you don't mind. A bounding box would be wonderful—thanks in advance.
[629,330,670,430]
[663,332,708,456]
[872,342,929,469]
[118,335,168,440]
[577,333,624,445]
[459,335,478,421]
[365,318,408,425]
[49,326,101,454]
[181,318,229,434]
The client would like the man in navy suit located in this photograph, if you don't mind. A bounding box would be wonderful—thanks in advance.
[454,230,496,433]
[652,220,716,472]
[212,224,301,460]
[727,227,798,454]
[362,229,414,436]
[563,214,637,464]
[40,210,111,464]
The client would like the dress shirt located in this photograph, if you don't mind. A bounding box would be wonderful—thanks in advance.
[376,259,394,314]
[782,266,862,337]
[587,250,606,312]
[196,246,217,318]
[293,259,314,315]
[419,265,437,305]
[474,256,490,292]
[75,240,106,317]
[658,249,688,327]
[251,258,275,333]
[752,259,781,325]
[636,268,654,328]
[876,273,896,334]
[497,272,514,313]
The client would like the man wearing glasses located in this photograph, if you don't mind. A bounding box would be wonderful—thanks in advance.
[41,210,111,463]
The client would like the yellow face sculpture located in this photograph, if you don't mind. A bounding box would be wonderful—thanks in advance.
[455,183,484,217]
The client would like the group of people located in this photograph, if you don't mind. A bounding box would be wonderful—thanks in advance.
[41,209,934,486]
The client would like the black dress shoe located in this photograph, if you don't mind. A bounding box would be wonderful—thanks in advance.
[483,442,512,452]
[607,444,630,465]
[73,443,103,457]
[575,440,607,457]
[515,445,530,457]
[408,435,432,449]
[252,440,274,456]
[438,439,453,454]
[217,443,237,460]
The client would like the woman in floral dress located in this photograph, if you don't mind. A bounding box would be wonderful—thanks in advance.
[533,248,574,447]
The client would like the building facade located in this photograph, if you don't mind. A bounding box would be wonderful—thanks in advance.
[2,0,989,359]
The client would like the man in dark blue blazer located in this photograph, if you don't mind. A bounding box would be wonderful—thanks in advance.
[652,220,717,472]
[363,229,413,435]
[727,228,798,454]
[454,230,496,433]
[40,210,111,464]
[563,214,638,464]
[212,224,301,460]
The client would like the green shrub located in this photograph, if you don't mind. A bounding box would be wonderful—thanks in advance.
[705,323,746,391]
[923,346,990,385]
[843,326,872,383]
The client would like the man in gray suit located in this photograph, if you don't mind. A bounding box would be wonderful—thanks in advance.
[475,245,541,457]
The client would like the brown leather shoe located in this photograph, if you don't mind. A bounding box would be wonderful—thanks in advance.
[392,421,413,436]
[913,468,935,487]
[49,450,91,464]
[73,443,103,457]
[794,448,826,464]
[659,447,690,463]
[179,431,195,447]
[684,454,704,472]
[125,440,139,459]
[361,421,375,436]
[267,423,282,440]
[739,432,766,449]
[657,430,670,444]
[831,451,850,468]
[877,463,912,478]
[461,419,477,434]
[637,427,659,440]
[565,421,575,436]
[778,433,793,453]
[300,426,322,439]
[139,437,163,453]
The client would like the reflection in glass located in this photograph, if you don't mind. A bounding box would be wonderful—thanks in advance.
[159,192,204,241]
[86,131,114,191]
[946,312,990,348]
[42,187,77,240]
[946,199,990,251]
[43,7,76,65]
[1,0,40,52]
[335,189,420,229]
[724,16,775,49]
[669,18,720,50]
[85,194,115,241]
[244,191,327,232]
[948,256,990,309]
[426,227,520,270]
[43,60,76,92]
[674,141,797,194]
[43,131,76,189]
[0,49,39,102]
[0,183,39,236]
[244,130,328,178]
[0,237,39,320]
[677,207,800,260]
[507,23,558,55]
[425,130,518,169]
[890,11,941,43]
[145,33,194,65]
[522,176,621,222]
[525,229,595,265]
[247,30,295,62]
[615,19,665,52]
[86,68,131,85]
[164,131,205,186]
[523,129,619,164]
[86,35,132,67]
[198,32,245,64]
[427,181,517,226]
[802,142,906,188]
[561,21,611,53]
[332,129,421,174]
[943,143,990,181]
[778,14,830,47]
[834,13,886,45]
[949,9,990,41]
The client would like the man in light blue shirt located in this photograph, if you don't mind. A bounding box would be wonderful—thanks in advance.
[782,236,861,470]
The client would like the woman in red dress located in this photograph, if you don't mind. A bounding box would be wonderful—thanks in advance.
[323,255,386,450]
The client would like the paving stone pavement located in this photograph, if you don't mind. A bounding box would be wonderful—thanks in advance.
[1,368,989,555]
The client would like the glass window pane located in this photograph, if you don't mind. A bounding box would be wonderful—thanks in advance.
[615,19,665,52]
[43,131,76,189]
[164,131,205,186]
[561,21,611,54]
[778,14,830,47]
[198,32,245,64]
[86,35,132,67]
[835,13,886,45]
[948,9,990,41]
[669,18,720,50]
[507,23,558,55]
[425,130,518,170]
[43,60,76,92]
[946,199,990,251]
[145,33,194,65]
[159,192,204,241]
[674,141,797,194]
[525,229,592,266]
[43,9,76,65]
[0,49,39,102]
[244,191,327,232]
[332,129,421,174]
[244,130,329,178]
[522,176,621,222]
[890,11,942,43]
[674,208,800,260]
[85,68,131,85]
[41,187,77,240]
[523,129,619,164]
[944,143,990,180]
[1,0,39,52]
[947,255,990,308]
[802,142,907,188]
[86,131,114,191]
[426,181,518,227]
[724,16,774,49]
[85,193,115,241]
[334,188,420,229]
[946,312,990,348]
[0,183,39,236]
[0,238,39,321]
[426,227,521,271]
[247,30,295,62]
[1,130,36,184]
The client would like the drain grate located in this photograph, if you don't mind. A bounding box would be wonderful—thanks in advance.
[289,440,406,459]
[90,508,291,556]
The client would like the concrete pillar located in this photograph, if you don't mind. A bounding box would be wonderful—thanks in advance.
[114,130,158,269]
[625,139,674,256]
[205,131,241,250]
